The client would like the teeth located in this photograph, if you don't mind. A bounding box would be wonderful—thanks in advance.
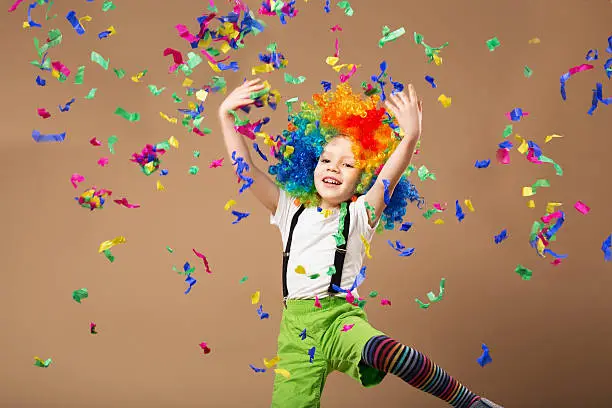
[323,178,341,185]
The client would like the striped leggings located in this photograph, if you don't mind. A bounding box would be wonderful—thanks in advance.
[362,335,481,408]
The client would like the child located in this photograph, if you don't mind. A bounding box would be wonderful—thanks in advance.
[218,78,503,408]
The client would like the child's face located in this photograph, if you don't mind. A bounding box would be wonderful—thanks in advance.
[314,136,361,207]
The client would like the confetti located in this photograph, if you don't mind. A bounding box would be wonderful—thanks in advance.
[475,160,490,168]
[65,10,86,35]
[32,130,66,143]
[438,94,451,107]
[379,25,405,47]
[70,173,84,189]
[33,357,53,368]
[113,198,140,208]
[209,158,224,168]
[380,298,391,306]
[231,210,250,224]
[295,265,306,275]
[523,66,533,78]
[90,51,109,70]
[514,265,532,280]
[72,288,88,303]
[414,32,449,64]
[114,107,140,122]
[455,200,465,222]
[342,324,354,332]
[76,187,112,210]
[249,364,266,373]
[107,135,118,153]
[485,37,501,51]
[257,304,270,319]
[602,234,611,262]
[102,0,115,12]
[477,344,492,367]
[185,275,197,294]
[360,234,372,259]
[415,278,446,309]
[574,201,590,214]
[494,230,508,244]
[424,75,436,88]
[560,64,594,100]
[98,236,125,253]
[251,291,261,304]
[464,199,475,212]
[192,249,212,274]
[240,276,248,283]
[337,1,353,16]
[308,347,316,363]
[528,37,540,44]
[90,322,97,334]
[274,368,291,379]
[544,134,563,143]
[284,72,306,84]
[199,342,211,354]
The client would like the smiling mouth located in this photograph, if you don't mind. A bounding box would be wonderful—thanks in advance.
[322,176,342,186]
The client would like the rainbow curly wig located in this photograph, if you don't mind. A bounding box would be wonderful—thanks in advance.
[268,83,423,230]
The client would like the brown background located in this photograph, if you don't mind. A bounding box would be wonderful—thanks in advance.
[1,0,611,407]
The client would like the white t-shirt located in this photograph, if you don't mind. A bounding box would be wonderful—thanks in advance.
[270,189,380,300]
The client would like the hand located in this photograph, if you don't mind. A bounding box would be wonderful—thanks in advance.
[384,83,423,141]
[218,78,266,119]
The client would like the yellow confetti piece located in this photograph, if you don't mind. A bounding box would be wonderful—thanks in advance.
[437,94,451,107]
[274,368,291,379]
[78,15,92,27]
[326,56,340,66]
[51,70,61,79]
[522,186,534,197]
[464,199,475,212]
[528,37,541,44]
[515,134,529,154]
[187,101,197,111]
[252,63,275,75]
[295,265,306,274]
[544,134,563,143]
[98,236,126,253]
[283,145,295,158]
[144,162,156,174]
[156,180,165,191]
[224,199,236,211]
[131,70,146,82]
[546,202,562,214]
[536,238,545,256]
[321,209,333,218]
[196,89,209,102]
[168,136,179,148]
[527,199,536,208]
[219,42,231,54]
[207,61,222,72]
[106,26,116,36]
[182,78,193,87]
[160,112,178,124]
[264,356,280,368]
[432,53,443,66]
[332,63,347,72]
[23,21,30,28]
[360,234,372,259]
[251,291,260,304]
[434,219,445,225]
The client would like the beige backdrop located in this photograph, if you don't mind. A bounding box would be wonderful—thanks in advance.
[1,0,611,407]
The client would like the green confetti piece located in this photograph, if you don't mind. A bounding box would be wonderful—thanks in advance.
[337,0,353,16]
[91,51,109,70]
[227,110,250,126]
[107,135,118,154]
[486,37,501,51]
[103,249,114,262]
[422,208,442,220]
[207,2,218,12]
[45,0,57,20]
[284,72,306,84]
[523,65,533,78]
[185,88,194,96]
[415,278,445,309]
[185,52,203,69]
[57,73,67,83]
[285,97,299,114]
[515,264,532,281]
[239,276,248,283]
[173,265,195,275]
[326,266,336,276]
[266,42,278,53]
[35,29,62,57]
[188,166,200,175]
[102,0,116,11]
[250,83,271,99]
[148,85,166,96]
[531,178,551,193]
[503,125,513,138]
[364,202,377,222]
[114,107,140,122]
[113,68,125,79]
[368,291,378,298]
[379,25,406,48]
[74,66,85,84]
[417,165,436,181]
[72,288,88,303]
[356,299,367,309]
[166,246,174,253]
[539,155,563,176]
[172,92,183,103]
[309,274,321,279]
[155,141,170,151]
[84,88,97,99]
[193,150,200,158]
[413,32,449,63]
[34,358,53,368]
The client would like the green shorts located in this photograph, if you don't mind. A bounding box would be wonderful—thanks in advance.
[271,296,387,408]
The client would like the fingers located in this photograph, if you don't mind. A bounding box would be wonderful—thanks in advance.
[384,100,398,116]
[408,83,417,103]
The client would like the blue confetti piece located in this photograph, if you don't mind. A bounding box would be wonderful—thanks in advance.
[382,179,391,205]
[498,140,513,149]
[321,80,331,92]
[604,58,612,80]
[59,98,76,112]
[455,200,465,222]
[35,76,46,86]
[257,304,269,320]
[252,142,268,161]
[588,82,612,116]
[66,10,86,35]
[508,108,524,121]
[28,2,42,28]
[32,130,66,142]
[494,230,508,244]
[585,49,598,61]
[602,234,611,262]
[98,30,111,39]
[474,159,490,168]
[184,274,197,294]
[477,343,492,367]
[231,210,250,224]
[542,249,568,259]
[399,248,415,257]
[424,75,436,88]
[308,347,316,363]
[324,0,330,13]
[299,328,307,340]
[399,222,413,231]
[231,152,254,194]
[560,72,570,100]
[249,364,266,373]
[217,61,239,71]
[160,169,168,176]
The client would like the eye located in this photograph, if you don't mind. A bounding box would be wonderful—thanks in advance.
[320,158,330,163]
[343,163,354,168]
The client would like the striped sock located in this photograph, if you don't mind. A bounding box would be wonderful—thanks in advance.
[362,335,481,408]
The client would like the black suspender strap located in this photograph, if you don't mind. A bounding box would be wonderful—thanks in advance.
[328,201,351,294]
[282,205,306,298]
[282,201,352,298]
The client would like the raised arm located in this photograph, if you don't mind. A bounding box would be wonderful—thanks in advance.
[218,78,280,214]
[363,84,422,226]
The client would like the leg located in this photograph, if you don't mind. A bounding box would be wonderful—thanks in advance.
[361,335,503,408]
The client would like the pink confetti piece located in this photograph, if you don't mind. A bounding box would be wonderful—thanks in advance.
[209,158,224,168]
[339,65,357,83]
[8,0,25,12]
[51,61,70,77]
[341,324,354,332]
[569,63,594,76]
[496,148,510,164]
[551,259,562,266]
[89,322,97,334]
[113,198,141,209]
[199,342,211,354]
[334,38,340,58]
[574,201,590,214]
[330,24,342,32]
[541,211,563,224]
[526,149,543,164]
[314,296,321,308]
[193,127,205,136]
[70,173,85,189]
[163,47,184,65]
[381,298,392,306]
[97,157,109,167]
[37,108,51,119]
[175,24,199,43]
[345,291,355,304]
[192,248,212,273]
[89,137,102,146]
[433,202,446,211]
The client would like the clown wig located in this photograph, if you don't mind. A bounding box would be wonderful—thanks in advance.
[268,83,423,230]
